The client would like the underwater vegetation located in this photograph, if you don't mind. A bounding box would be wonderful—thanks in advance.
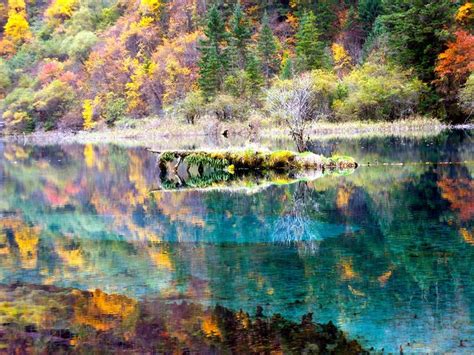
[0,283,364,354]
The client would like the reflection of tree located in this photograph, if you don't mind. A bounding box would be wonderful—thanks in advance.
[272,182,322,254]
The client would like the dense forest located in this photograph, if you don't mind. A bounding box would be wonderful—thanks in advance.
[0,0,473,134]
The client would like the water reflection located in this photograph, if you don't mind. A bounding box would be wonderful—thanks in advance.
[0,130,473,353]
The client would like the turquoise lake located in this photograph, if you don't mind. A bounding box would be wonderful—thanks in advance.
[0,129,473,352]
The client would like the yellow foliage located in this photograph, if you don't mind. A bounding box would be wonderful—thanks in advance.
[456,2,474,25]
[148,249,173,270]
[56,246,85,268]
[201,314,221,338]
[339,258,359,280]
[332,43,352,75]
[82,99,95,130]
[140,0,163,15]
[4,0,31,44]
[45,0,78,22]
[460,228,474,245]
[336,186,352,209]
[14,223,40,269]
[125,58,152,114]
[74,289,138,331]
[83,144,95,168]
[138,15,154,28]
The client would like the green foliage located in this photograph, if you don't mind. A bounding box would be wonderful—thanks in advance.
[33,80,76,130]
[280,56,295,80]
[1,87,35,132]
[198,5,229,99]
[103,94,127,126]
[206,94,249,121]
[459,73,474,118]
[176,90,205,124]
[358,0,383,35]
[224,54,264,100]
[381,0,456,81]
[228,3,252,71]
[257,12,278,81]
[0,59,12,96]
[333,62,425,121]
[295,11,327,71]
[184,153,230,170]
[66,30,97,62]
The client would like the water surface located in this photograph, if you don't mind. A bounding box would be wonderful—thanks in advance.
[0,130,473,352]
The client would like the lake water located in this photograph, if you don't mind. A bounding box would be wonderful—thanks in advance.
[0,129,473,352]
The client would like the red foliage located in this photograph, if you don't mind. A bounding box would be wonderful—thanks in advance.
[435,30,474,93]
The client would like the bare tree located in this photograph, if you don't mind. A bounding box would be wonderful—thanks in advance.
[265,73,327,152]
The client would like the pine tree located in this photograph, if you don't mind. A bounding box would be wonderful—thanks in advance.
[381,0,457,81]
[295,11,326,71]
[280,56,294,80]
[228,2,252,71]
[257,11,278,81]
[198,43,222,98]
[198,5,228,98]
[245,53,264,94]
[358,0,382,36]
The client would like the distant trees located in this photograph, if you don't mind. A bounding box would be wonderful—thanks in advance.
[0,0,472,133]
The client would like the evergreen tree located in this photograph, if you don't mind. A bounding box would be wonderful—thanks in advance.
[381,0,457,81]
[198,45,222,98]
[280,56,295,80]
[257,11,278,81]
[245,53,264,94]
[228,2,252,71]
[295,11,326,71]
[198,5,229,98]
[358,0,382,35]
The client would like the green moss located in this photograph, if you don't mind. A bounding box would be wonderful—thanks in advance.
[184,153,229,170]
[160,152,175,162]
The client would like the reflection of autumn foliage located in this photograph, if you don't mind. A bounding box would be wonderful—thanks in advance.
[437,178,474,222]
[336,185,353,210]
[339,257,359,281]
[0,284,363,353]
[73,289,138,331]
[0,218,40,269]
[460,228,474,246]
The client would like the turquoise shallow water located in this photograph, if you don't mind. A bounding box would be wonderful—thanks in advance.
[0,130,473,352]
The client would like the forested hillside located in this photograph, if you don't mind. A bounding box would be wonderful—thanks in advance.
[0,0,473,133]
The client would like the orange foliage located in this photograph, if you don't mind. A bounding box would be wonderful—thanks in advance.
[336,185,352,209]
[437,177,474,222]
[435,30,474,92]
[74,289,138,331]
[201,314,221,338]
[460,228,474,245]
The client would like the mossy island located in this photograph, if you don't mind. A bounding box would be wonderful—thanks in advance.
[151,148,357,191]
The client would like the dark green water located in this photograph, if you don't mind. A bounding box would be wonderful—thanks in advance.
[0,130,473,352]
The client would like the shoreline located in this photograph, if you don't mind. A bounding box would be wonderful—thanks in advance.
[1,117,471,148]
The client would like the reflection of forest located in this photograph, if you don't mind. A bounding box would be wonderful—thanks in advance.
[0,131,473,352]
[0,284,363,353]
